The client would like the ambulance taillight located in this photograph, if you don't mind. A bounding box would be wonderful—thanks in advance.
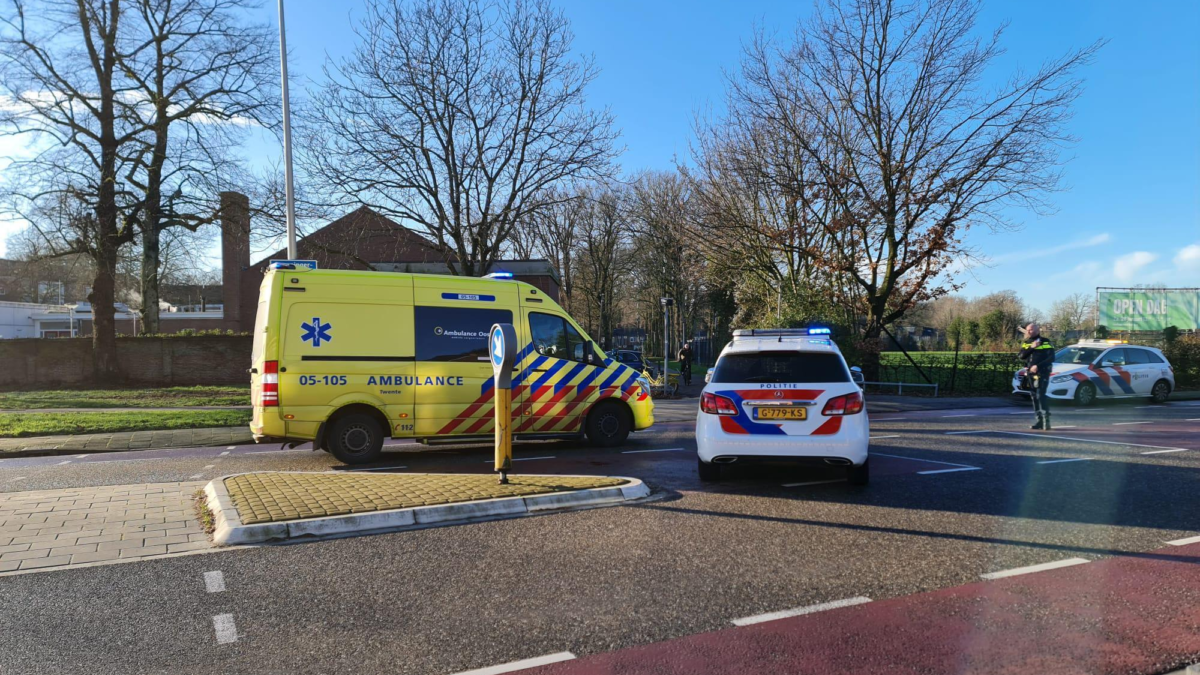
[262,360,280,407]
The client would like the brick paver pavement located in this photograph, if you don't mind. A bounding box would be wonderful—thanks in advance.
[224,472,628,524]
[0,481,212,574]
[0,426,253,456]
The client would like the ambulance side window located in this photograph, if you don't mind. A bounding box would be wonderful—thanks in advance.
[416,306,512,362]
[529,312,586,362]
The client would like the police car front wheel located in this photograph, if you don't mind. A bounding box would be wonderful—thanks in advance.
[1073,382,1096,407]
[586,401,631,447]
[329,413,384,465]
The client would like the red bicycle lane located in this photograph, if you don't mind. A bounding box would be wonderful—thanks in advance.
[522,542,1200,675]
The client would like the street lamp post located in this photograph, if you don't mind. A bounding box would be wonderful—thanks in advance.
[277,0,298,259]
[661,297,674,384]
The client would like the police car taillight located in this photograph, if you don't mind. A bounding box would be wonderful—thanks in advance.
[701,392,738,415]
[262,360,279,407]
[822,391,863,416]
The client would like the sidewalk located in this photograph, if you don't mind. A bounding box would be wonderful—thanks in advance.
[0,426,254,457]
[0,481,212,575]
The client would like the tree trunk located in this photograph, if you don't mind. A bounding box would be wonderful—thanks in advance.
[141,224,161,334]
[91,237,121,380]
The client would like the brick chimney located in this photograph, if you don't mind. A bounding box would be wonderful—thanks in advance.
[219,191,251,329]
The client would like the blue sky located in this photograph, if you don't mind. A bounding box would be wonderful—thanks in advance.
[3,1,1198,311]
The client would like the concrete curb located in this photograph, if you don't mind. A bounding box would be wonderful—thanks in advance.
[204,472,651,546]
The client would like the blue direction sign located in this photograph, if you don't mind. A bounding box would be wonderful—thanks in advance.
[490,323,517,389]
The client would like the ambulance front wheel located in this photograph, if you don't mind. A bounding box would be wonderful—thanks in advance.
[329,413,384,465]
[585,401,631,447]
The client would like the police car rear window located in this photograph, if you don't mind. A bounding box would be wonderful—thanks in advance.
[712,351,849,384]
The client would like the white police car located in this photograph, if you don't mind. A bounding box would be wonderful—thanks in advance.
[696,328,869,484]
[1012,340,1175,406]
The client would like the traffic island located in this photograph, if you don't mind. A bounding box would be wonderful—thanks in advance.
[203,471,650,545]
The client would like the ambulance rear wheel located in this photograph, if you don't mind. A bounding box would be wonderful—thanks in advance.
[586,401,631,447]
[1073,382,1096,407]
[329,413,384,465]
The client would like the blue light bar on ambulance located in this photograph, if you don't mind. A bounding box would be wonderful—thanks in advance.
[485,271,514,280]
[732,327,834,339]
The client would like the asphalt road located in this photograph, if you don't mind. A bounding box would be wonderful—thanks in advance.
[1,396,1198,674]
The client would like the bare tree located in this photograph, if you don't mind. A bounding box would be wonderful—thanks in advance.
[1049,292,1095,335]
[301,0,618,276]
[729,0,1099,375]
[573,189,626,348]
[519,186,587,312]
[0,0,143,376]
[120,0,278,332]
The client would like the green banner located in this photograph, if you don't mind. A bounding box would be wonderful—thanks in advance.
[1097,289,1200,331]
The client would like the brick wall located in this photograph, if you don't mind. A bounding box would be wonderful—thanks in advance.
[0,335,252,388]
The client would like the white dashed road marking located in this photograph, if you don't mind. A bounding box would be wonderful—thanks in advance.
[203,571,226,593]
[220,451,231,456]
[450,652,576,675]
[988,431,1185,452]
[188,474,204,480]
[56,460,70,465]
[918,467,982,475]
[1166,535,1200,546]
[75,454,87,458]
[9,476,26,482]
[225,446,236,450]
[941,414,976,418]
[212,614,238,644]
[731,597,872,626]
[872,452,981,472]
[1113,421,1152,426]
[981,558,1089,580]
[622,447,685,454]
[204,465,215,469]
[1142,449,1187,455]
[1036,457,1092,465]
[869,435,900,440]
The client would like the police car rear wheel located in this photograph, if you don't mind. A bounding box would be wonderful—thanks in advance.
[1073,382,1096,407]
[697,459,721,482]
[1150,380,1171,404]
[586,401,631,447]
[847,459,869,486]
[329,414,384,465]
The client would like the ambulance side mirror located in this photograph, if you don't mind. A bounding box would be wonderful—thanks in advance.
[579,340,596,365]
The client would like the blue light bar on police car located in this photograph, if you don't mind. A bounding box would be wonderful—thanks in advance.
[732,326,834,339]
[485,271,514,279]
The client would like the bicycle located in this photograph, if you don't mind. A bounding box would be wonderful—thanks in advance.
[642,367,680,397]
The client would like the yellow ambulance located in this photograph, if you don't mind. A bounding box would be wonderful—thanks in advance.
[249,265,654,463]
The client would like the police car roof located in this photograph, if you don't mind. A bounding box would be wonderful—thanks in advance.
[1069,339,1163,352]
[723,330,841,355]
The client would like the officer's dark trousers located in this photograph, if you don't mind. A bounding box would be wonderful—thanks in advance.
[1031,376,1050,418]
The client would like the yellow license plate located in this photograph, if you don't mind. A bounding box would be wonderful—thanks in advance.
[755,407,807,420]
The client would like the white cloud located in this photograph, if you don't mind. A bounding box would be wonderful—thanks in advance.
[1113,251,1157,282]
[1175,243,1200,271]
[988,232,1112,265]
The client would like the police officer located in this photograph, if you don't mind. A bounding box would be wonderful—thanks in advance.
[1018,323,1056,430]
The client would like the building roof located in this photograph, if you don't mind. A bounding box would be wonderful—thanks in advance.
[252,206,447,270]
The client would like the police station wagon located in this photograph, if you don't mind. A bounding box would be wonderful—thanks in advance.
[696,328,869,484]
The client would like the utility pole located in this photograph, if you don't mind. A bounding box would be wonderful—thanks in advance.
[277,0,298,259]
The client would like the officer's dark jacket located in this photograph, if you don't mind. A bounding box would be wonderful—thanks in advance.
[1018,337,1056,375]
